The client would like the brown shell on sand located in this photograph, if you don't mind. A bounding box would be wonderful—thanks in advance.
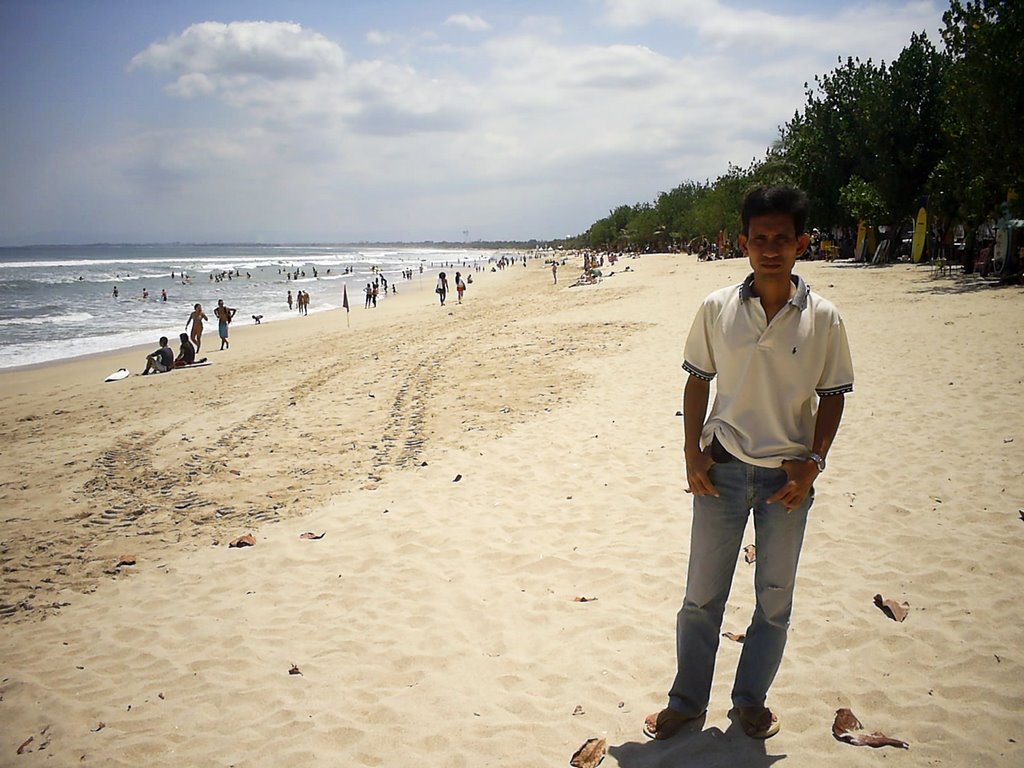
[873,594,909,622]
[299,531,326,540]
[832,708,909,749]
[722,631,746,643]
[570,737,607,768]
[743,544,756,564]
[228,534,256,548]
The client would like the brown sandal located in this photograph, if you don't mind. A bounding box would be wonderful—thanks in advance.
[735,706,781,739]
[643,708,706,740]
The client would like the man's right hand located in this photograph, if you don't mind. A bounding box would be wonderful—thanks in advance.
[685,449,719,497]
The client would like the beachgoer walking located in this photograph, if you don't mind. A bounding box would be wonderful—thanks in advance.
[287,290,293,310]
[365,283,373,308]
[161,289,168,302]
[436,271,449,306]
[185,303,208,353]
[644,186,854,742]
[455,271,465,303]
[552,262,558,284]
[214,299,236,350]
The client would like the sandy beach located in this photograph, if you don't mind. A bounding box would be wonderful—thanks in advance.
[1,254,1022,767]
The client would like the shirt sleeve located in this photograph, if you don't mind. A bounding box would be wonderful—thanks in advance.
[815,314,854,396]
[682,300,716,380]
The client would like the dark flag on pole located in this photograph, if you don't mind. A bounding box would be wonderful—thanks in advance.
[342,284,350,327]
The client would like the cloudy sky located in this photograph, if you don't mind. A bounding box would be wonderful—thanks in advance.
[0,0,944,245]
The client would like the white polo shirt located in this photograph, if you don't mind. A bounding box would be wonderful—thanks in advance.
[682,273,854,468]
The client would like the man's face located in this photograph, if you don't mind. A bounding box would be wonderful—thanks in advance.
[738,212,810,278]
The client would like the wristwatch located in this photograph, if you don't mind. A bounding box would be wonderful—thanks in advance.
[808,452,826,472]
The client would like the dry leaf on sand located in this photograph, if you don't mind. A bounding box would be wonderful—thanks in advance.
[570,737,607,768]
[228,534,256,548]
[115,555,136,568]
[832,708,908,749]
[289,664,302,676]
[299,532,326,540]
[743,544,756,564]
[573,596,598,603]
[873,594,909,622]
[722,631,746,643]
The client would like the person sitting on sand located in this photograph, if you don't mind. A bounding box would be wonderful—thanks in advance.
[175,333,196,367]
[185,303,208,353]
[142,336,173,375]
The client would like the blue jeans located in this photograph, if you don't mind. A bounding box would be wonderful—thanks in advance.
[668,460,812,716]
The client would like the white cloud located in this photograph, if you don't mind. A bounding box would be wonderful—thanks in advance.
[600,0,943,56]
[129,21,346,85]
[24,4,945,242]
[443,13,492,32]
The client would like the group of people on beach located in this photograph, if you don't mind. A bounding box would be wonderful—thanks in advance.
[286,290,310,315]
[142,299,237,375]
[434,271,468,306]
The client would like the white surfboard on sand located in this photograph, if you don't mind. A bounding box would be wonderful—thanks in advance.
[105,368,130,382]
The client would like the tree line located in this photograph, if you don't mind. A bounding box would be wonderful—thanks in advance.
[557,0,1022,263]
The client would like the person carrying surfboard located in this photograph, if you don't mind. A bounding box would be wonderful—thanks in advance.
[214,299,237,350]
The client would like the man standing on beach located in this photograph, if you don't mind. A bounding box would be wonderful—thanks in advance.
[644,186,854,741]
[214,299,236,350]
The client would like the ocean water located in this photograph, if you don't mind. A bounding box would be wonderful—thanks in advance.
[0,244,503,369]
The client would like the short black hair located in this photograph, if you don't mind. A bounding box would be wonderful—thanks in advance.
[741,185,810,236]
[159,336,168,345]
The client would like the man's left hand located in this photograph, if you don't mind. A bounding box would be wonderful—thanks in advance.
[766,459,819,511]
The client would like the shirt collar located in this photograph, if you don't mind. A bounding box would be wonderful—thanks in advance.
[739,272,809,310]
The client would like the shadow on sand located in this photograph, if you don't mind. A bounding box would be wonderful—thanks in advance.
[608,713,787,768]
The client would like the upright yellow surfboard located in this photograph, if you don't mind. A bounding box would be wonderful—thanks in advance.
[911,206,928,263]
